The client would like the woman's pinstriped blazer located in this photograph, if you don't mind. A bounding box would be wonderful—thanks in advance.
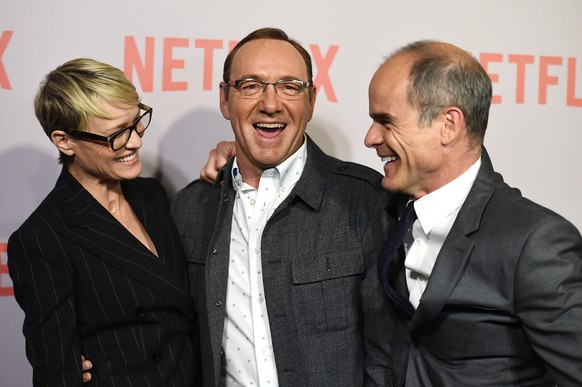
[8,167,201,386]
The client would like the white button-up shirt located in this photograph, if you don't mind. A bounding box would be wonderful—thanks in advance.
[405,158,481,309]
[222,141,307,386]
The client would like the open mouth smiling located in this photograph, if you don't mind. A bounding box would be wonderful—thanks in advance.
[254,122,286,131]
[381,155,398,164]
[116,153,137,163]
[254,122,286,138]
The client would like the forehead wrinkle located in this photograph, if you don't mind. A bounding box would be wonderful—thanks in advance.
[232,40,309,81]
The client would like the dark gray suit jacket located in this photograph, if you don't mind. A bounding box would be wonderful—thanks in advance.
[8,168,201,386]
[172,137,393,386]
[387,149,582,387]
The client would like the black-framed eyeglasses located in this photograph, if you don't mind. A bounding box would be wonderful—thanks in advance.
[63,103,152,151]
[225,78,312,100]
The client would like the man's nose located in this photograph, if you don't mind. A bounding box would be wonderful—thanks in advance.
[258,84,283,113]
[364,122,383,148]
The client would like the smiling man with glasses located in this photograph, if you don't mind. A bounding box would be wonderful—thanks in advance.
[172,27,393,387]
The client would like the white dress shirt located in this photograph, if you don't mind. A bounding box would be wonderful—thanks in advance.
[405,158,481,309]
[222,141,307,387]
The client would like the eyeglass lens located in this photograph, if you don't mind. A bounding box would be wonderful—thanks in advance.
[236,79,307,99]
[111,109,152,150]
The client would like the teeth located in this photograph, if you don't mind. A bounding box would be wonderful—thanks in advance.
[381,156,398,163]
[117,153,136,162]
[256,123,285,129]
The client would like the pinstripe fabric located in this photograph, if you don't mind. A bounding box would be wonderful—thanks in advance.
[8,168,201,387]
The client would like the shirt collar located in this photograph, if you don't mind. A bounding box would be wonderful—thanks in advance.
[414,157,481,235]
[231,135,308,193]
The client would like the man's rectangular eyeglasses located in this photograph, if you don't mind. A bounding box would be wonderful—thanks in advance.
[63,103,153,151]
[225,79,312,100]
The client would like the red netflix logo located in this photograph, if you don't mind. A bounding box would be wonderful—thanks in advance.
[480,52,582,107]
[0,242,13,297]
[123,36,340,102]
[0,30,14,90]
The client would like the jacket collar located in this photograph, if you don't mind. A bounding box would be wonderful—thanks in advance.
[213,134,330,213]
[54,168,195,320]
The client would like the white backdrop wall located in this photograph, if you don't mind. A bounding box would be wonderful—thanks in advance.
[1,1,581,385]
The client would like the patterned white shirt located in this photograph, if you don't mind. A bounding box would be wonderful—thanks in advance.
[222,141,307,386]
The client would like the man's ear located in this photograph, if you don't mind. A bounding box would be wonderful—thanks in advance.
[441,106,465,146]
[50,130,75,156]
[219,82,231,120]
[307,85,317,121]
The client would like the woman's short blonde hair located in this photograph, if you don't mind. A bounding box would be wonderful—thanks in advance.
[34,58,140,164]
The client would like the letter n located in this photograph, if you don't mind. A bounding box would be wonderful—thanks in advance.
[124,36,155,92]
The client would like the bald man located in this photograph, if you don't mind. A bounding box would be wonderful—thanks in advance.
[366,40,582,386]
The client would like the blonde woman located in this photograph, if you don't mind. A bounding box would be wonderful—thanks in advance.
[8,58,200,386]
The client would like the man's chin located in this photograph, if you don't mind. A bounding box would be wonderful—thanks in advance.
[380,177,400,193]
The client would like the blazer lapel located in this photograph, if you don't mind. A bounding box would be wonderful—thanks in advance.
[273,136,328,213]
[55,169,194,320]
[410,149,498,330]
[410,232,474,330]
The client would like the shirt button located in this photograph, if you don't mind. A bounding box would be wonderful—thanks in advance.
[250,199,256,205]
[215,300,222,307]
[254,248,260,255]
[258,296,265,303]
[134,307,145,318]
[281,186,287,192]
[212,248,218,254]
[151,350,162,361]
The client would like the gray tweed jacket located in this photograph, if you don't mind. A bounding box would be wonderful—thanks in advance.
[172,136,393,386]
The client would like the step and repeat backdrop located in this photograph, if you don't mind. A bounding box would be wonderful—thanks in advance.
[1,0,581,385]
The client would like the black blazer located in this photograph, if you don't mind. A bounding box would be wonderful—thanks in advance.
[387,149,582,386]
[8,168,200,386]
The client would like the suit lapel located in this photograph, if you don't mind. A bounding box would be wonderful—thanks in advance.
[273,136,328,214]
[410,149,498,330]
[122,179,167,264]
[55,169,194,320]
[410,232,474,330]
